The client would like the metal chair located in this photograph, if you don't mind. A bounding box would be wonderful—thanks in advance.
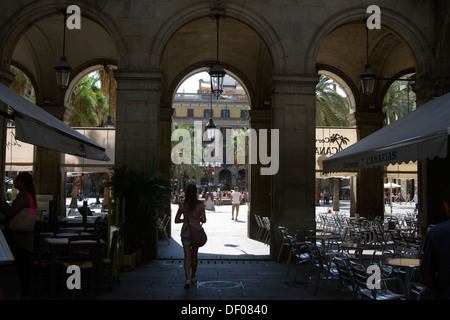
[286,236,310,284]
[61,235,104,297]
[306,242,339,296]
[157,214,171,244]
[277,226,292,263]
[254,215,265,241]
[332,256,356,298]
[262,216,271,244]
[348,260,406,300]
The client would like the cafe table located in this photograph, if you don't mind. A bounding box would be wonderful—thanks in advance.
[386,258,420,299]
[308,233,341,251]
[45,237,105,297]
[340,242,382,263]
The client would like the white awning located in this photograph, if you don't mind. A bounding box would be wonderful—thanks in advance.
[323,92,450,173]
[5,127,115,173]
[61,128,115,172]
[0,83,110,161]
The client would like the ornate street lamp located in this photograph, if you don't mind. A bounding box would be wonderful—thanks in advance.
[54,11,72,90]
[102,63,115,128]
[205,90,216,140]
[359,25,415,97]
[360,26,376,96]
[209,14,226,99]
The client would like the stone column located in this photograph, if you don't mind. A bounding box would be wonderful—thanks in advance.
[114,71,162,169]
[270,74,319,258]
[248,109,271,240]
[159,106,173,237]
[349,111,385,218]
[414,77,450,234]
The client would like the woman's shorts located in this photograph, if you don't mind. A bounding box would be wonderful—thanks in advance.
[181,237,192,246]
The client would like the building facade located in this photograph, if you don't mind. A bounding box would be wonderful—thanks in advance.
[173,75,249,192]
[1,0,450,257]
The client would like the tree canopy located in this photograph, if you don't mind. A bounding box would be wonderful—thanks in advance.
[68,73,109,127]
[316,76,350,127]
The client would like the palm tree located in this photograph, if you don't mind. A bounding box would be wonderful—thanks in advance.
[315,76,350,208]
[98,68,117,124]
[67,73,109,207]
[171,123,204,191]
[316,76,350,127]
[68,74,109,127]
[9,66,35,104]
[383,80,416,125]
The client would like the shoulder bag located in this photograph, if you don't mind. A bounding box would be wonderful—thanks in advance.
[186,206,207,247]
[8,192,38,232]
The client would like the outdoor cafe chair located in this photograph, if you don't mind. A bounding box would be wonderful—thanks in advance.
[306,242,339,296]
[286,236,310,284]
[253,214,265,241]
[157,214,171,244]
[332,256,356,299]
[32,220,57,296]
[348,260,406,300]
[277,226,293,263]
[262,216,271,245]
[60,235,105,297]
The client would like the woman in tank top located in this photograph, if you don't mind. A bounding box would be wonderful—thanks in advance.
[175,184,206,288]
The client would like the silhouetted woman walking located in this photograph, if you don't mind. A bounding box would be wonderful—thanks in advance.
[175,184,206,288]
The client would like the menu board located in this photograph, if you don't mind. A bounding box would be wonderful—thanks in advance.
[0,229,14,265]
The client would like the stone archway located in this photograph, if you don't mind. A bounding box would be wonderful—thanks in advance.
[312,8,430,219]
[157,8,277,251]
[0,4,124,211]
[219,169,232,191]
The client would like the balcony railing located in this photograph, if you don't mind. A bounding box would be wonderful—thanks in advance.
[174,93,248,104]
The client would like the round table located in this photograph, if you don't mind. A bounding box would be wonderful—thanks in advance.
[387,258,420,299]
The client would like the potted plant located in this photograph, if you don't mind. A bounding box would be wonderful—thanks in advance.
[107,162,171,264]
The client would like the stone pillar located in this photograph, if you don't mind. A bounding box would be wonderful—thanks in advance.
[114,71,162,169]
[414,77,450,234]
[159,106,173,237]
[248,109,271,240]
[349,111,385,218]
[270,74,319,258]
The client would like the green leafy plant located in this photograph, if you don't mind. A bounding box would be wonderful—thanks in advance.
[107,162,171,255]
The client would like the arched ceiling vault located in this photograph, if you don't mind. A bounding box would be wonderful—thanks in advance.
[160,16,273,109]
[317,22,415,109]
[11,14,117,103]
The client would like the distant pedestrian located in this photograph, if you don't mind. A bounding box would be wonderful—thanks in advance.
[413,191,418,212]
[324,190,329,204]
[231,187,242,221]
[243,191,248,204]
